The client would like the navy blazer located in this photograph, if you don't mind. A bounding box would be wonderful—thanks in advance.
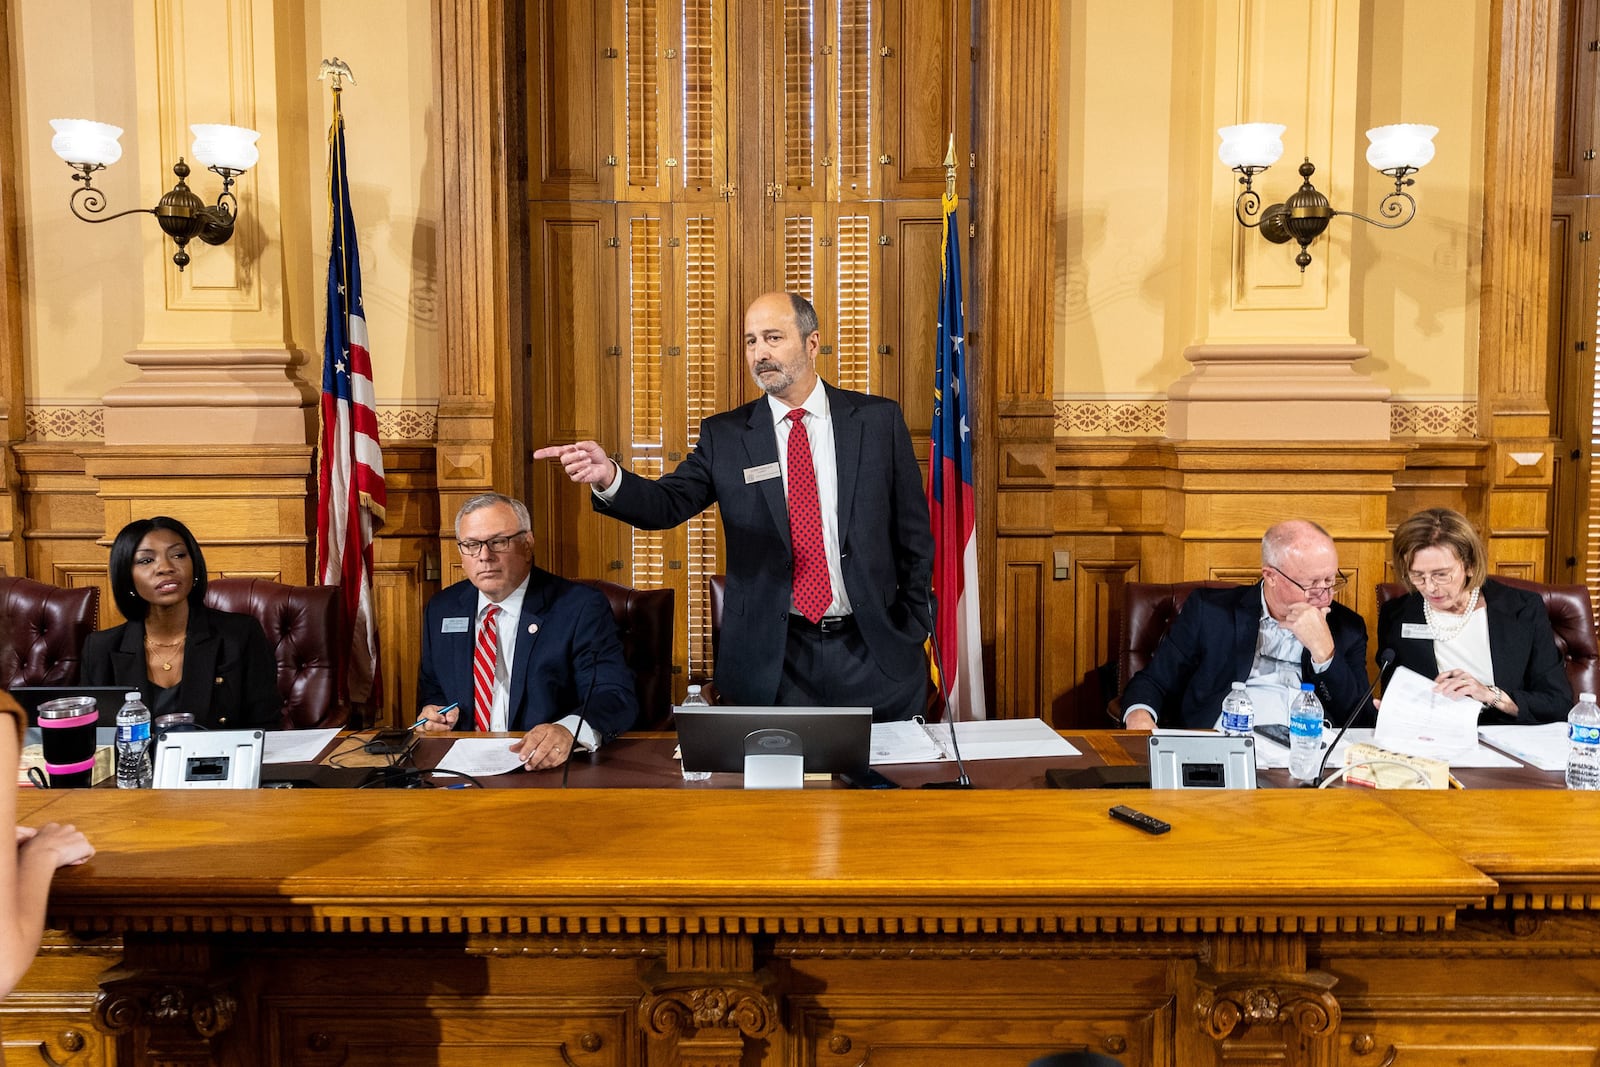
[81,604,281,730]
[1120,582,1373,729]
[1377,579,1572,724]
[417,568,638,740]
[597,383,934,707]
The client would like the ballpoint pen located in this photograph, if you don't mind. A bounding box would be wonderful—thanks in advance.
[411,702,459,730]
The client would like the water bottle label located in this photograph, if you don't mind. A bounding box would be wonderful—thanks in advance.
[1221,711,1252,734]
[1289,716,1321,739]
[1570,723,1600,746]
[117,722,151,745]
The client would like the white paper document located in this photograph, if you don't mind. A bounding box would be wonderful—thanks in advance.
[869,717,1080,766]
[262,728,341,765]
[1373,665,1483,762]
[433,737,527,778]
[1479,722,1571,771]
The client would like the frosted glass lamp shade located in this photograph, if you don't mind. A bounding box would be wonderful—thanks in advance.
[190,124,260,172]
[1365,124,1438,172]
[1217,123,1286,169]
[50,119,123,167]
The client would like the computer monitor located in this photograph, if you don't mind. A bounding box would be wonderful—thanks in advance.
[675,706,872,775]
[10,686,129,726]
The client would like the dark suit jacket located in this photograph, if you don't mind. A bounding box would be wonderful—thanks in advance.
[1120,582,1373,729]
[597,383,934,707]
[417,568,638,739]
[1377,579,1573,724]
[81,604,282,729]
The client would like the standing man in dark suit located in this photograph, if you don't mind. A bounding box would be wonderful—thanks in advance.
[415,493,638,768]
[1120,519,1372,730]
[535,292,934,721]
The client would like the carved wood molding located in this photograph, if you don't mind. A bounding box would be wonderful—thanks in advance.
[1192,964,1341,1043]
[93,963,238,1058]
[638,965,779,1041]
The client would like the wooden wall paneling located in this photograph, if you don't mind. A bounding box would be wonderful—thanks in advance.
[876,202,942,449]
[527,202,626,586]
[368,443,439,727]
[1386,440,1491,573]
[13,444,111,621]
[879,0,967,199]
[1061,556,1140,729]
[0,0,22,577]
[975,0,1058,718]
[995,550,1044,719]
[1549,0,1600,589]
[436,0,524,561]
[527,0,615,201]
[1480,0,1562,576]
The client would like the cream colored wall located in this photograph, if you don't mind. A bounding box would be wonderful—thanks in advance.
[1351,0,1489,400]
[1056,0,1490,408]
[11,0,439,415]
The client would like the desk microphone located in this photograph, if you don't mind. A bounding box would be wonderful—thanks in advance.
[915,592,972,789]
[561,643,601,789]
[1309,648,1396,788]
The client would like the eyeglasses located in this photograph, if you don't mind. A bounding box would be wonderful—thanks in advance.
[1269,566,1348,599]
[1406,565,1461,589]
[456,530,528,557]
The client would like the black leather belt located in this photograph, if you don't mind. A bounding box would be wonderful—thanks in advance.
[788,614,856,635]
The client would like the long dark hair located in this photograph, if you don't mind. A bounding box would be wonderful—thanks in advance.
[108,516,209,621]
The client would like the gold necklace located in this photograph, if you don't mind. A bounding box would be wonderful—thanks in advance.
[145,634,186,672]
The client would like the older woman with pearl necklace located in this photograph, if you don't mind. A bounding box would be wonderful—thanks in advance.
[1377,508,1572,723]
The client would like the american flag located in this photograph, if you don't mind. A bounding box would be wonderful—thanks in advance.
[927,188,986,720]
[316,90,386,708]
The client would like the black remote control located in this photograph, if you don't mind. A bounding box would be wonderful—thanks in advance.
[1108,804,1171,835]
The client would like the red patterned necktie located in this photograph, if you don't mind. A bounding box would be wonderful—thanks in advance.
[785,408,833,623]
[472,604,501,731]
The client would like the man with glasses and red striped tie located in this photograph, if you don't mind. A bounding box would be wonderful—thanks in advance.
[1120,519,1373,732]
[536,292,934,722]
[416,493,638,769]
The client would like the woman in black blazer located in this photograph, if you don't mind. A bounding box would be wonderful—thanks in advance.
[1378,508,1572,724]
[82,517,281,730]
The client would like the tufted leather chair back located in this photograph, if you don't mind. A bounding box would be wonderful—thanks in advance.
[203,579,344,730]
[1377,577,1600,700]
[0,576,100,688]
[1112,580,1240,713]
[576,578,675,729]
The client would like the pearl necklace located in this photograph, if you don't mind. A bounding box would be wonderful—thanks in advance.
[1422,587,1480,643]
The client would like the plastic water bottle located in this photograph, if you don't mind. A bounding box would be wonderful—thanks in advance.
[115,690,152,789]
[1288,683,1324,783]
[1220,682,1254,737]
[679,685,712,782]
[1565,691,1600,791]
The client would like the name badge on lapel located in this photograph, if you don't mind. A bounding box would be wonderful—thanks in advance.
[1401,622,1433,640]
[441,616,470,634]
[744,462,780,484]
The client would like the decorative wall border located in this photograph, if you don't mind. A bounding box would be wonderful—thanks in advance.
[25,406,105,441]
[1053,399,1481,439]
[376,406,438,441]
[23,405,440,443]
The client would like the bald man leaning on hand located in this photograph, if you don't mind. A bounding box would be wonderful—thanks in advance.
[1119,519,1373,732]
[536,291,934,722]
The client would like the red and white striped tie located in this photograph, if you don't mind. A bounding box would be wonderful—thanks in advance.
[472,604,501,731]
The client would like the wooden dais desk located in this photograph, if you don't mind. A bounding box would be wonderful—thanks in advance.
[4,733,1598,1067]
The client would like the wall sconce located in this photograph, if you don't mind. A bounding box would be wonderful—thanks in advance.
[50,119,260,271]
[1219,122,1437,272]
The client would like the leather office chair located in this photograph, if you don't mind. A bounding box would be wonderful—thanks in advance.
[577,579,675,730]
[1376,576,1600,699]
[0,575,100,688]
[204,578,344,730]
[1107,579,1239,721]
